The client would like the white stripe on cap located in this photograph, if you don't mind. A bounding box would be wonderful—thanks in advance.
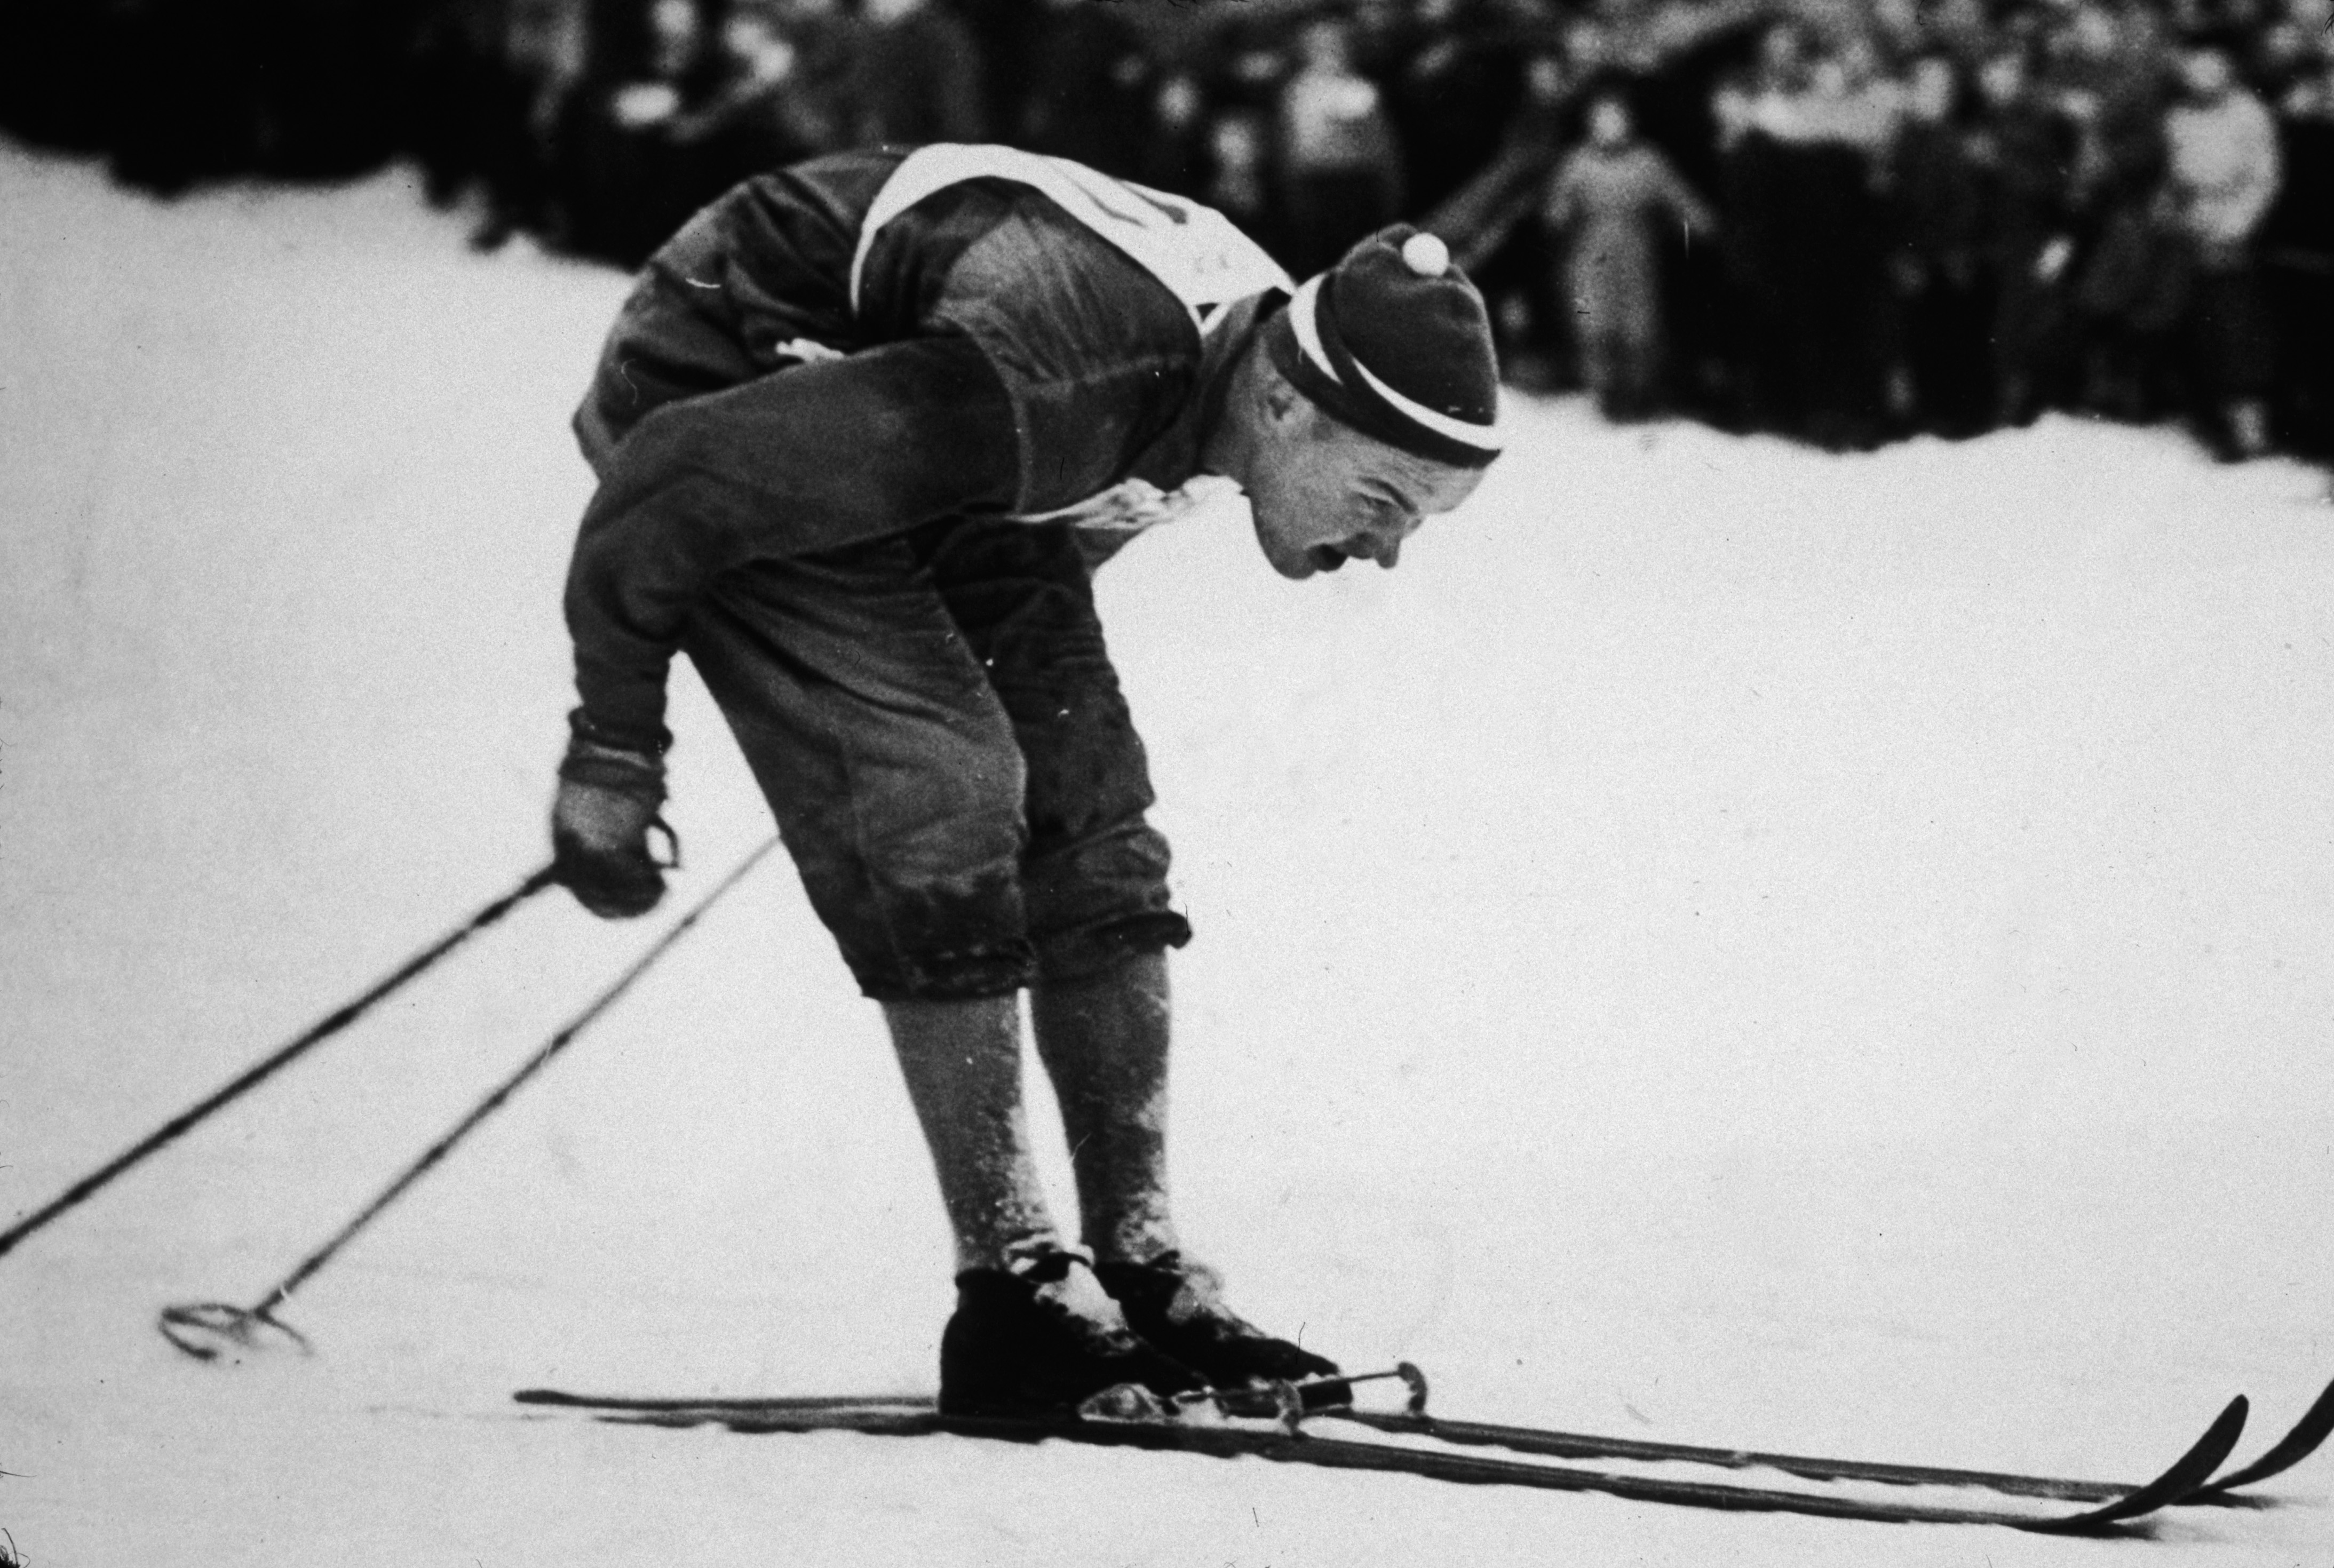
[1289,274,1503,454]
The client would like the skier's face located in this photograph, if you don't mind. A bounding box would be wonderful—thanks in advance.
[1248,403,1483,579]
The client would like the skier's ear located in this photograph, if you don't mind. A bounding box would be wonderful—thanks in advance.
[1259,363,1309,431]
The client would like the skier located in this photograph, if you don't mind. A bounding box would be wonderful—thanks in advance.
[546,144,1502,1419]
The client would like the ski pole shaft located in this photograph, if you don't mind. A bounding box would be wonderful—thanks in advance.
[251,836,779,1316]
[0,864,558,1262]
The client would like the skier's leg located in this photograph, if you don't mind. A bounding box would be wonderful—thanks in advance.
[1028,949,1177,1266]
[922,518,1187,1261]
[930,519,1337,1390]
[681,537,1040,1004]
[882,992,1058,1272]
[886,988,1201,1413]
[1029,949,1340,1388]
[679,531,1196,1415]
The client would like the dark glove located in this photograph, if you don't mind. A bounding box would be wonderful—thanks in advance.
[551,730,675,919]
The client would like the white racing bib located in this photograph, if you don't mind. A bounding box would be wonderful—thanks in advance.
[848,144,1292,329]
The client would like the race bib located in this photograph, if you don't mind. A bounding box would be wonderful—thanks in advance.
[850,144,1292,327]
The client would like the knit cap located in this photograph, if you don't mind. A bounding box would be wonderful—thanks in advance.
[1264,226,1503,469]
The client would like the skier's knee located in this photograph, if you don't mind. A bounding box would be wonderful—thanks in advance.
[817,813,1041,1002]
[1024,817,1190,985]
[1031,910,1192,986]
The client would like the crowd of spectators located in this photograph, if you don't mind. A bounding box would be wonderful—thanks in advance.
[4,0,2328,460]
[1582,0,2333,460]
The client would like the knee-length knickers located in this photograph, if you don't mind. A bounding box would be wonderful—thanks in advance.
[683,515,1188,1002]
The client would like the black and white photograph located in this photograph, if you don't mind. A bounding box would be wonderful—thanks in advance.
[3,0,2331,1561]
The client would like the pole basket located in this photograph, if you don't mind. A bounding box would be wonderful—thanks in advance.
[156,1301,312,1363]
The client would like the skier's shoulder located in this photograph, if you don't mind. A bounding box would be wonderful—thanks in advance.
[857,146,1288,335]
[643,148,908,343]
[859,171,1203,361]
[854,147,1288,512]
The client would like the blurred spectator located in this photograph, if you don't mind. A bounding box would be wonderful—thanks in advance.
[2060,5,2179,421]
[1968,43,2081,426]
[758,0,871,157]
[2262,25,2334,452]
[1204,110,1282,257]
[416,0,588,252]
[2162,37,2282,457]
[853,0,986,148]
[1016,0,1155,180]
[550,0,728,264]
[646,0,871,220]
[1759,36,1903,445]
[1451,52,1581,383]
[1276,16,1407,276]
[1706,27,1800,431]
[663,6,819,179]
[108,0,273,194]
[13,0,2334,467]
[1887,54,1991,434]
[408,0,514,209]
[1543,88,1716,418]
[1384,0,1534,217]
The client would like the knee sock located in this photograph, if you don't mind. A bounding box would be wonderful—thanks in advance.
[883,993,1060,1274]
[1031,950,1179,1266]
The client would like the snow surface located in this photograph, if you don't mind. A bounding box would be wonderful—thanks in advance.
[3,141,2330,1567]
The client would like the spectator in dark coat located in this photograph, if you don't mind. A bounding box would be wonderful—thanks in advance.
[1767,39,1901,447]
[1544,89,1717,419]
[1711,55,1803,433]
[2163,38,2283,457]
[1203,110,1282,259]
[2263,56,2334,452]
[553,0,729,265]
[1017,0,1156,180]
[1969,44,2081,425]
[2061,6,2178,421]
[1275,17,1407,277]
[665,0,871,200]
[1384,0,1531,218]
[853,0,987,149]
[1888,54,1992,434]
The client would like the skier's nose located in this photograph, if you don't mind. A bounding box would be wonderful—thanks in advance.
[1361,513,1422,570]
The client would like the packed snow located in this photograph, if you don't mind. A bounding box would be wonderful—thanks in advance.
[3,141,2329,1566]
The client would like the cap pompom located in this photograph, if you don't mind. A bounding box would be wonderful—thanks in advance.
[1401,232,1450,277]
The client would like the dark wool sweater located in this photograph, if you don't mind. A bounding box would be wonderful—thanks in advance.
[565,146,1283,752]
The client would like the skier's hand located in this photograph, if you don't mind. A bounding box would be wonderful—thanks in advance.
[551,736,672,920]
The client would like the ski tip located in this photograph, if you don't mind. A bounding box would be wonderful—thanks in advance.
[2211,1395,2253,1447]
[2190,1373,2334,1500]
[2022,1394,2248,1536]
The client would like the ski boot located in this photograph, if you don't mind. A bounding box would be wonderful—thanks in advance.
[1094,1252,1348,1413]
[938,1247,1204,1420]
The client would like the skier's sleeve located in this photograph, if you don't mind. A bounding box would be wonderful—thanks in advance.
[563,336,1020,753]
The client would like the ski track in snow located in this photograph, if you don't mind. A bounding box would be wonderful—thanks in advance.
[2,142,2330,1566]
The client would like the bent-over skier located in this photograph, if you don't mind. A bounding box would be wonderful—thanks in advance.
[549,144,1502,1419]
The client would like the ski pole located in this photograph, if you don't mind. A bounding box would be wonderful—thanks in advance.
[158,834,780,1361]
[0,863,559,1263]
